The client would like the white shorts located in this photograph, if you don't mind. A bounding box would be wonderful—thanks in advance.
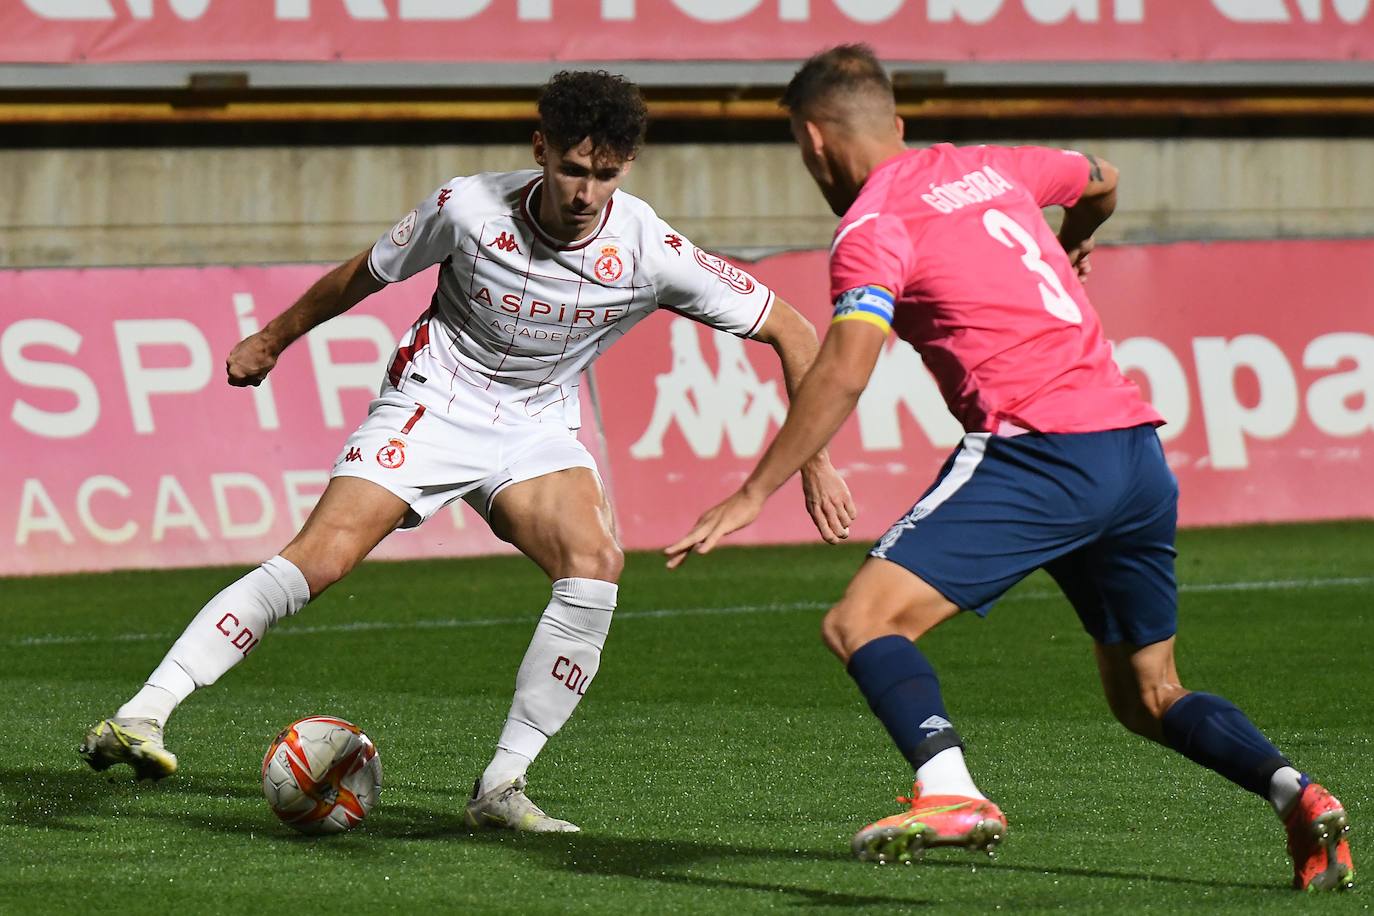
[330,390,598,529]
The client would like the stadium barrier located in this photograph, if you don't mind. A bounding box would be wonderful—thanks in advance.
[4,238,1372,575]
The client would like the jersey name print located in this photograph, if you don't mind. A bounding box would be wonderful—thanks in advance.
[829,144,1162,436]
[369,170,774,429]
[919,165,1013,214]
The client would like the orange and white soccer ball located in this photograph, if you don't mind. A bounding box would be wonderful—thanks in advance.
[261,716,382,835]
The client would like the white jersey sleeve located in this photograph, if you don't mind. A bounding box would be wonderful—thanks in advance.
[645,219,775,338]
[368,179,464,284]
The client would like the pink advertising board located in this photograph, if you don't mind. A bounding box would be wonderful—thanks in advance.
[597,241,1374,550]
[3,239,1372,576]
[2,266,517,576]
[5,1,1374,65]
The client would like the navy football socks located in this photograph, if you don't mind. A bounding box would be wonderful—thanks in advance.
[1161,691,1291,797]
[847,635,964,769]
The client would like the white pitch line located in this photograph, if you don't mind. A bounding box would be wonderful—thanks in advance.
[7,600,830,648]
[6,576,1371,650]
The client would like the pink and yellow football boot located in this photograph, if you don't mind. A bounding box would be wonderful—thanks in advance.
[1285,782,1354,891]
[852,782,1007,864]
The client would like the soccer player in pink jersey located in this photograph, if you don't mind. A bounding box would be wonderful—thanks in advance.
[79,70,854,832]
[668,45,1353,891]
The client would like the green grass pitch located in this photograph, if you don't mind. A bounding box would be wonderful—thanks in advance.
[3,521,1371,914]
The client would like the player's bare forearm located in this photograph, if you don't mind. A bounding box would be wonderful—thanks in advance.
[748,318,883,496]
[262,249,383,352]
[227,248,384,387]
[753,298,818,400]
[740,336,870,501]
[752,297,857,542]
[1058,153,1119,256]
[1057,194,1115,255]
[664,320,880,567]
[753,298,830,467]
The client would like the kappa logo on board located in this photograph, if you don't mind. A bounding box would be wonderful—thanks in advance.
[630,318,785,461]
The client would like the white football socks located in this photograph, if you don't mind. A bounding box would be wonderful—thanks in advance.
[916,747,987,800]
[1268,765,1306,817]
[479,577,616,794]
[116,555,311,725]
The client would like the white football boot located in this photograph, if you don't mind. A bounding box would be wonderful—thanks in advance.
[79,717,178,780]
[463,776,579,833]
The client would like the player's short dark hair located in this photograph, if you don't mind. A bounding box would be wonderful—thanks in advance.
[537,70,648,163]
[780,43,893,119]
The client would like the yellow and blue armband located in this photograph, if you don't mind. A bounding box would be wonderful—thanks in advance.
[831,285,894,333]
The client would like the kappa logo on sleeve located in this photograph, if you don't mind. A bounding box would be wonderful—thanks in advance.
[437,188,453,210]
[692,248,756,295]
[664,233,684,254]
[390,210,418,247]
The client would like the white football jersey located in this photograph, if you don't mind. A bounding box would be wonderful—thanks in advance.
[367,169,775,429]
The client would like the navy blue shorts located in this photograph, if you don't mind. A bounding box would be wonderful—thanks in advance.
[871,423,1178,646]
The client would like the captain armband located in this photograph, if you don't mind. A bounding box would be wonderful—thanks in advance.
[831,285,895,333]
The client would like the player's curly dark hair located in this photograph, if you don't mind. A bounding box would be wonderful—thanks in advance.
[781,43,892,118]
[538,70,648,162]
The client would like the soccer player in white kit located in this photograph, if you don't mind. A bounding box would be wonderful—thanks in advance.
[80,70,855,831]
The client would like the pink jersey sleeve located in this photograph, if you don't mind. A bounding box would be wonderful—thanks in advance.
[828,212,916,321]
[978,146,1091,209]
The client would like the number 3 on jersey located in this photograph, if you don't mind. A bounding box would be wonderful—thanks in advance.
[981,208,1083,324]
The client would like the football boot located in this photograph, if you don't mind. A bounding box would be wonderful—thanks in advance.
[1285,782,1354,891]
[79,716,178,781]
[464,776,579,833]
[852,781,1006,864]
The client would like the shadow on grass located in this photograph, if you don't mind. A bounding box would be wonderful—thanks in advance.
[2,766,924,908]
[5,766,1287,904]
[477,831,1285,900]
[0,764,258,832]
[459,829,928,910]
[916,856,1280,893]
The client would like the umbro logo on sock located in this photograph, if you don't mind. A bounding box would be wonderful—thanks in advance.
[920,715,953,733]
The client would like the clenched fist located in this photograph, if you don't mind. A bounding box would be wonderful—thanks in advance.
[225,332,281,387]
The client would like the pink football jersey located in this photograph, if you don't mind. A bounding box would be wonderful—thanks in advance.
[829,144,1162,435]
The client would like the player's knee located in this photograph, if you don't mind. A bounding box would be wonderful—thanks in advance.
[819,607,848,659]
[281,527,373,598]
[1110,682,1187,740]
[301,557,354,597]
[1139,682,1188,722]
[820,600,892,661]
[1110,701,1159,740]
[281,549,358,598]
[565,541,623,582]
[597,543,625,581]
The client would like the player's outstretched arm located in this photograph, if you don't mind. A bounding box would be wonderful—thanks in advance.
[665,318,884,568]
[226,247,386,387]
[1058,153,1119,282]
[751,298,857,543]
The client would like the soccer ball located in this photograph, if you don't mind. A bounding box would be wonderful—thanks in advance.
[261,716,383,835]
